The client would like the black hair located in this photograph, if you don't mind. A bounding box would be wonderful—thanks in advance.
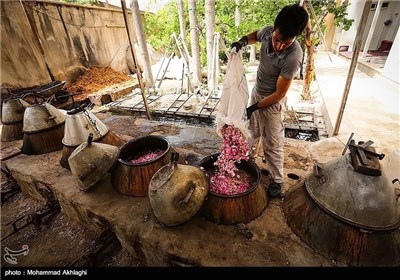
[274,4,309,39]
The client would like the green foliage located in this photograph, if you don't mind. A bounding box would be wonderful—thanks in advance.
[145,0,294,65]
[144,0,353,66]
[308,0,354,34]
[216,0,295,42]
[144,2,180,53]
[327,2,354,31]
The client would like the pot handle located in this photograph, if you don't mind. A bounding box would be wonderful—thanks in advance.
[170,152,179,167]
[313,163,327,184]
[21,92,45,104]
[87,133,94,146]
[150,152,179,193]
[393,179,400,201]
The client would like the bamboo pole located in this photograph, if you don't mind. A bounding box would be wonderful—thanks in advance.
[333,0,372,136]
[120,0,152,120]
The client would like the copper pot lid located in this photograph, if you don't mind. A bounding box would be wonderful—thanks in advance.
[23,102,66,133]
[68,133,119,191]
[149,153,209,226]
[62,108,109,146]
[305,152,400,231]
[1,98,29,124]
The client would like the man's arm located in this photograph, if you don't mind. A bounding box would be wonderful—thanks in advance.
[257,75,292,108]
[246,75,292,119]
[244,31,258,45]
[231,31,259,51]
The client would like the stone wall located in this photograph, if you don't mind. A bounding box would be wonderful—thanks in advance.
[0,0,137,89]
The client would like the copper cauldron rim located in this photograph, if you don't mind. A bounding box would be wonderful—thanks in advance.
[117,135,170,166]
[200,153,261,198]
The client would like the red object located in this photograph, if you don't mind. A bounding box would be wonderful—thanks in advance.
[376,40,392,52]
[339,45,349,52]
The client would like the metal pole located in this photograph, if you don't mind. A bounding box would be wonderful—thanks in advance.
[120,0,152,120]
[333,0,372,136]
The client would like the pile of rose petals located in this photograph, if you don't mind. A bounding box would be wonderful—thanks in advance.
[210,125,251,195]
[130,149,165,164]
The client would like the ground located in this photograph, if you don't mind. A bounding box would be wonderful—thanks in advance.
[0,170,140,267]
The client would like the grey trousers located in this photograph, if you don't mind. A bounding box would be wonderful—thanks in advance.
[249,87,284,183]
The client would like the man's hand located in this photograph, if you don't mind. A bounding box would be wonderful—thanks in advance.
[231,36,248,53]
[246,102,259,119]
[231,41,243,52]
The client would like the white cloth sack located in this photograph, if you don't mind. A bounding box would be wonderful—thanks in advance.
[216,50,250,139]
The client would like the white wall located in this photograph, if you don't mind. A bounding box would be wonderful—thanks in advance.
[382,30,399,83]
[335,0,364,51]
[336,1,400,51]
[333,0,399,83]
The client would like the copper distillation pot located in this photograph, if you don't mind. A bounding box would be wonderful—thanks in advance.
[148,152,209,226]
[68,133,119,192]
[21,94,66,155]
[1,97,29,142]
[283,133,400,266]
[60,104,124,169]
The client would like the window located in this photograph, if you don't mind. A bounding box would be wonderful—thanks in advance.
[371,2,389,10]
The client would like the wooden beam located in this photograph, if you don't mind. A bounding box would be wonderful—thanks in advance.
[333,0,372,136]
[120,0,152,120]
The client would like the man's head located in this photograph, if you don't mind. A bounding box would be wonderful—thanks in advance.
[272,4,309,52]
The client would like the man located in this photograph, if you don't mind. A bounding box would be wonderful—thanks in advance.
[231,4,309,198]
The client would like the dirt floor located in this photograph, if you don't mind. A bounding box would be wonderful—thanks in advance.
[0,170,141,268]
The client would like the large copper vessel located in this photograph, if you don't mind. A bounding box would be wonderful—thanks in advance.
[21,102,65,155]
[148,153,209,226]
[1,98,29,142]
[111,136,171,197]
[68,133,119,192]
[60,106,124,169]
[283,138,400,266]
[199,153,267,225]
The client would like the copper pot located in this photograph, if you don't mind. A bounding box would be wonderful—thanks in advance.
[1,98,29,142]
[23,102,65,133]
[62,108,109,147]
[111,136,171,197]
[1,98,29,124]
[21,102,66,155]
[148,153,209,226]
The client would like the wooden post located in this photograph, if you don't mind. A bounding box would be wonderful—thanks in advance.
[120,0,152,120]
[333,0,372,136]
